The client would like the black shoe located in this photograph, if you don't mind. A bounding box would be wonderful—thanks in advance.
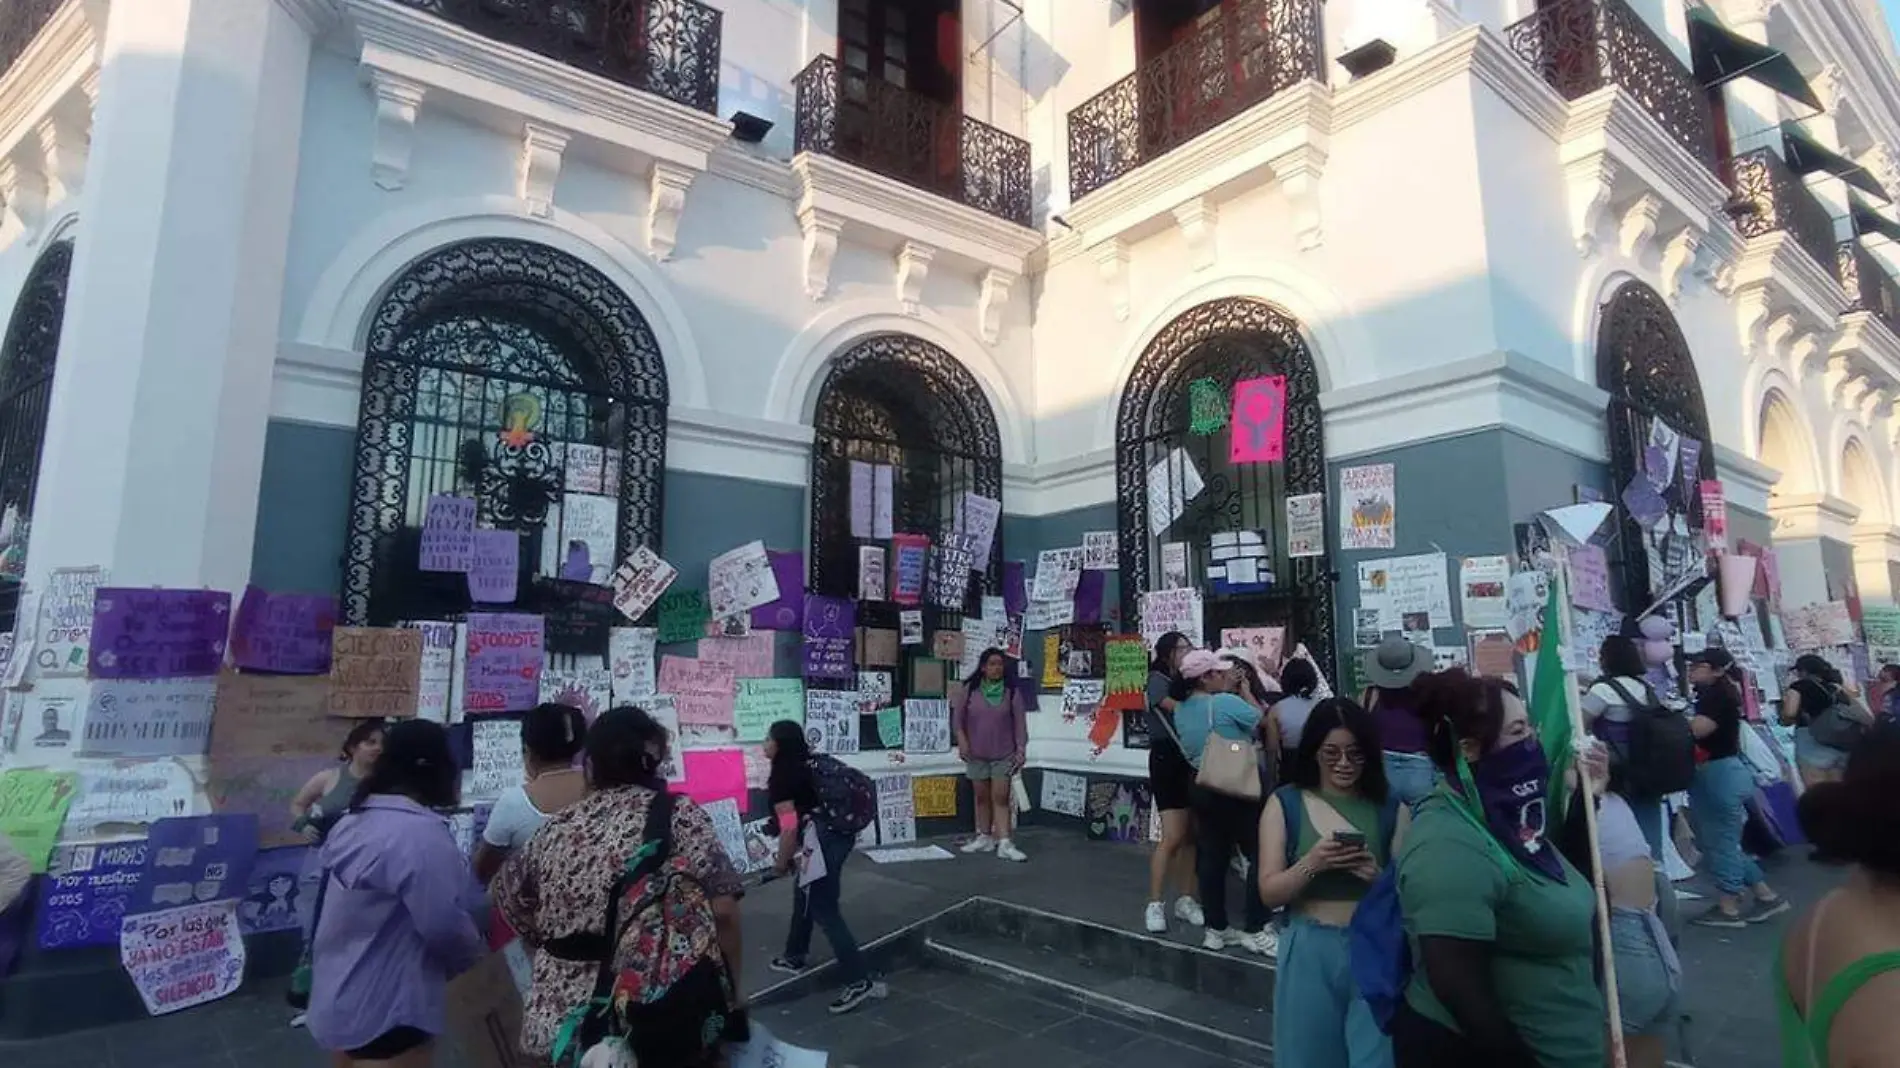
[768,956,806,975]
[828,978,888,1014]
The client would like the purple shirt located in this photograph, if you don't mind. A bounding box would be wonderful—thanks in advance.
[307,796,485,1052]
[953,683,1027,761]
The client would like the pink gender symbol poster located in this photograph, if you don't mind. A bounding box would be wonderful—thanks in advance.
[1229,376,1286,464]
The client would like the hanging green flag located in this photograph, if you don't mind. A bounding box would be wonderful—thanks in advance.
[1530,567,1576,822]
[1188,378,1227,435]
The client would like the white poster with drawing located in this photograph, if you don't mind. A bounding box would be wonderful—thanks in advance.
[37,567,105,678]
[1286,494,1325,558]
[1040,771,1087,818]
[804,689,860,754]
[1339,464,1397,550]
[557,493,617,584]
[647,695,684,783]
[610,627,657,704]
[708,541,780,620]
[1459,555,1511,630]
[1160,542,1190,589]
[1146,447,1205,536]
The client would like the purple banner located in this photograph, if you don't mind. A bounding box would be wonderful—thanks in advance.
[418,494,476,572]
[128,814,259,915]
[749,551,806,631]
[467,529,520,604]
[36,839,148,949]
[1678,439,1703,489]
[802,594,856,681]
[238,846,316,937]
[1621,475,1668,529]
[465,612,544,713]
[90,588,232,679]
[230,586,335,675]
[1074,570,1105,625]
[1003,561,1027,617]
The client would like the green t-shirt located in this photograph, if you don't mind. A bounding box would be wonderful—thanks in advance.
[1395,790,1604,1068]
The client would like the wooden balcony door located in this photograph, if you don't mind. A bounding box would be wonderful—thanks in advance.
[838,0,961,191]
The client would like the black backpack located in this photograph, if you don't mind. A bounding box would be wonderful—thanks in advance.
[1601,678,1697,797]
[809,754,876,835]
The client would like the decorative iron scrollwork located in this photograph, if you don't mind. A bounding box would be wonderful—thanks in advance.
[1114,298,1334,677]
[0,239,72,633]
[1729,147,1845,280]
[343,238,668,626]
[1841,241,1900,337]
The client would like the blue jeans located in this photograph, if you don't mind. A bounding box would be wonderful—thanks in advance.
[1609,909,1680,1037]
[1688,756,1762,895]
[1273,915,1393,1068]
[1628,795,1665,863]
[1383,751,1437,808]
[784,826,868,983]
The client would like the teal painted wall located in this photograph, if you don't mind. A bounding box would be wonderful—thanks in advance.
[1728,505,1773,552]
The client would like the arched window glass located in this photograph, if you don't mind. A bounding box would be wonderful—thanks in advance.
[1115,297,1333,673]
[343,239,668,635]
[0,240,73,633]
[1596,281,1712,614]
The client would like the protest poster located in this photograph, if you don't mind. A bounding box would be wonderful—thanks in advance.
[804,689,859,754]
[647,696,685,783]
[22,693,73,751]
[0,768,77,871]
[472,719,524,798]
[36,566,106,677]
[229,585,334,675]
[327,627,423,718]
[1567,544,1615,613]
[82,677,217,758]
[611,546,677,622]
[875,773,916,845]
[872,463,894,539]
[120,900,246,1015]
[89,588,231,680]
[956,492,1003,567]
[1040,771,1087,818]
[411,620,457,722]
[1086,779,1153,843]
[1339,464,1396,550]
[203,751,326,849]
[37,839,149,949]
[1460,555,1511,629]
[237,846,316,936]
[1160,541,1190,589]
[466,529,520,604]
[700,633,774,679]
[659,654,738,721]
[859,546,887,601]
[210,671,335,763]
[1079,531,1118,572]
[729,1025,830,1068]
[680,749,746,808]
[538,667,611,721]
[1062,678,1105,715]
[555,493,616,584]
[1469,630,1517,681]
[929,533,978,610]
[902,698,950,753]
[1146,447,1205,536]
[855,671,893,714]
[609,627,657,704]
[1031,547,1083,603]
[913,777,957,818]
[734,678,802,742]
[565,443,606,493]
[1139,588,1204,649]
[129,814,259,914]
[445,951,526,1068]
[891,534,929,605]
[1286,493,1325,557]
[748,551,805,632]
[802,595,856,681]
[709,541,780,620]
[656,588,710,644]
[1383,553,1453,628]
[1862,605,1900,649]
[1219,627,1286,677]
[875,706,903,747]
[850,460,873,539]
[418,494,477,572]
[1700,479,1728,550]
[464,613,543,713]
[1229,375,1286,463]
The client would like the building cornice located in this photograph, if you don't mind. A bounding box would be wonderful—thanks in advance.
[275,0,344,37]
[1713,443,1779,518]
[0,0,97,165]
[1334,25,1565,138]
[1770,491,1862,542]
[1321,349,1609,463]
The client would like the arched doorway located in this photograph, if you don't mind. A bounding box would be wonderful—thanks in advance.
[1114,297,1333,672]
[0,240,73,632]
[342,238,669,631]
[1596,281,1713,613]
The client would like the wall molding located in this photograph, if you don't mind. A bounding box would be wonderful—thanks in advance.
[1320,349,1609,463]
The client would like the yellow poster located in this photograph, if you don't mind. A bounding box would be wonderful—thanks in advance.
[913,776,958,818]
[1041,631,1064,690]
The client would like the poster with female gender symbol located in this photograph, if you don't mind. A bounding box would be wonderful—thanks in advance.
[1229,375,1287,464]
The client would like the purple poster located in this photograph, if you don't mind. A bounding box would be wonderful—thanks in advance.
[90,588,232,679]
[467,529,520,604]
[1621,475,1668,529]
[238,846,316,937]
[1678,439,1703,489]
[1003,561,1027,617]
[419,494,477,572]
[128,814,259,915]
[36,840,148,950]
[749,551,806,631]
[802,594,856,681]
[230,585,335,675]
[464,612,543,713]
[1074,570,1105,624]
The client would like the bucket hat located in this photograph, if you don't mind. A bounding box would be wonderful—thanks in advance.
[1363,634,1430,688]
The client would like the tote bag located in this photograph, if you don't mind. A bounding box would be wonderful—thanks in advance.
[1195,699,1263,801]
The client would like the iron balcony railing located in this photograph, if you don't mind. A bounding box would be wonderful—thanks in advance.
[390,0,722,114]
[0,0,64,84]
[1729,147,1839,277]
[1504,0,1716,173]
[792,55,1032,227]
[1066,0,1325,201]
[1839,241,1900,337]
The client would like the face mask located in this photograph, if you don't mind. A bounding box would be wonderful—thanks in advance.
[1467,736,1565,882]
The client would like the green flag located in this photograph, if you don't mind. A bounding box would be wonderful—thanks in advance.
[1532,567,1576,819]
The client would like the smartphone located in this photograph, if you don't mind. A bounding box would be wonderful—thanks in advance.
[1333,830,1367,849]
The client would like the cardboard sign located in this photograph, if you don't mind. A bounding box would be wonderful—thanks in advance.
[327,627,423,718]
[444,950,526,1068]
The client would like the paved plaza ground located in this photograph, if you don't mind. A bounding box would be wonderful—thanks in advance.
[0,825,1839,1067]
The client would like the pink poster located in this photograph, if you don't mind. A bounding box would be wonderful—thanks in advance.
[1699,479,1727,551]
[658,655,737,726]
[1229,375,1286,463]
[698,634,775,678]
[680,749,747,808]
[1567,544,1614,613]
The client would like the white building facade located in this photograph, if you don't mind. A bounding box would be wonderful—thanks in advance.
[0,0,1898,1028]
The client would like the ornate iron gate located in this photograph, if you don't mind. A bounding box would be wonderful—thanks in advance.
[1115,297,1334,674]
[342,239,668,627]
[0,240,72,634]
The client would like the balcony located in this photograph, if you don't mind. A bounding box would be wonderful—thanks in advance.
[1066,0,1325,201]
[792,54,1031,227]
[1729,147,1839,277]
[1504,0,1715,173]
[389,0,723,113]
[1840,242,1900,338]
[0,0,62,84]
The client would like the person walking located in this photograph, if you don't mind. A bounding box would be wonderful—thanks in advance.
[1143,631,1203,933]
[1685,649,1788,928]
[1782,654,1873,789]
[306,719,485,1067]
[1777,720,1900,1065]
[764,719,887,1014]
[1361,637,1436,806]
[1580,634,1671,859]
[953,647,1029,862]
[1173,649,1272,957]
[1258,697,1405,1067]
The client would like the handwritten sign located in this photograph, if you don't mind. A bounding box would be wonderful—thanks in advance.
[412,620,457,722]
[609,627,657,704]
[129,814,259,914]
[610,546,677,622]
[327,627,423,718]
[902,699,950,753]
[875,773,916,845]
[120,900,247,1016]
[1040,771,1086,818]
[464,614,543,713]
[1031,548,1083,603]
[1287,493,1325,557]
[1339,464,1396,551]
[36,566,106,677]
[67,759,196,841]
[913,776,957,818]
[471,719,524,799]
[82,677,217,758]
[1139,588,1204,649]
[875,706,903,747]
[805,689,859,754]
[802,595,856,681]
[0,768,78,871]
[656,589,709,645]
[90,588,231,680]
[419,494,477,572]
[229,586,334,675]
[727,678,800,743]
[1103,637,1147,711]
[1229,375,1287,463]
[709,541,780,620]
[1568,544,1614,613]
[38,840,148,949]
[467,529,520,604]
[891,534,929,605]
[659,656,738,727]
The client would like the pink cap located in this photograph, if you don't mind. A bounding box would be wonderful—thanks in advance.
[1179,649,1224,679]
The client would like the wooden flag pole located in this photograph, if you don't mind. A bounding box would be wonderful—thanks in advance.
[1551,541,1629,1068]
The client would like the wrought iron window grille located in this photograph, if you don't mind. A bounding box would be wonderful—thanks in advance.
[1726,147,1842,281]
[0,240,72,637]
[1840,241,1900,338]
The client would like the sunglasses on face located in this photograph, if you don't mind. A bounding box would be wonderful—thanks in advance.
[1318,747,1365,767]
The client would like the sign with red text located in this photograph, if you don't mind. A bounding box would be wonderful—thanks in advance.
[119,899,246,1016]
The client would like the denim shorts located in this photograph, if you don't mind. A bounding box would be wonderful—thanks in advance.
[1794,728,1851,772]
[966,758,1013,781]
[1609,908,1680,1037]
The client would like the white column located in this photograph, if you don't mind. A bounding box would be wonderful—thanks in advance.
[1769,493,1860,608]
[24,0,314,592]
[1852,527,1900,606]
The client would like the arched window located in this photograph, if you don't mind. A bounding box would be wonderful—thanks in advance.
[1597,281,1713,612]
[0,240,73,633]
[342,239,668,635]
[1115,297,1332,672]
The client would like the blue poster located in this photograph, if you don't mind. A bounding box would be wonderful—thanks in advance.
[238,846,316,936]
[128,814,259,914]
[36,840,148,950]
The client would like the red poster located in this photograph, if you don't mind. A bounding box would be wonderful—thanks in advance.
[890,533,930,606]
[1699,479,1727,552]
[1229,376,1286,463]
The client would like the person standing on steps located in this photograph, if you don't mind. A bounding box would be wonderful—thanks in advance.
[1143,631,1203,933]
[1173,649,1273,958]
[954,647,1029,863]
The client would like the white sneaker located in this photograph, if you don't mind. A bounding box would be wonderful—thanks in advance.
[1240,929,1278,958]
[1144,902,1167,933]
[996,839,1028,862]
[1202,928,1232,951]
[960,834,996,854]
[1174,897,1205,926]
